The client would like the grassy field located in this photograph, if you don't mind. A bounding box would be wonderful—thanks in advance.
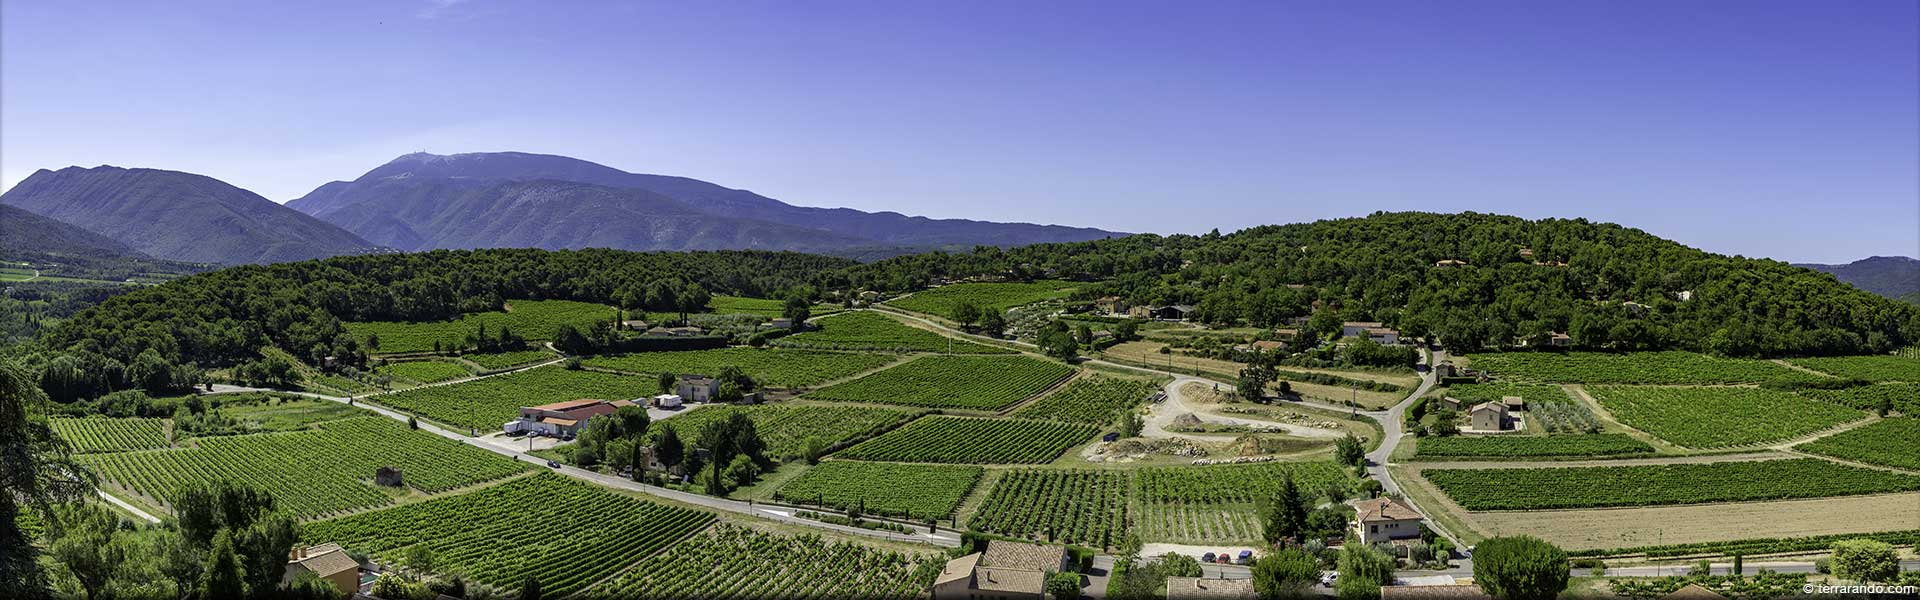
[463,349,557,370]
[804,355,1073,411]
[584,348,898,388]
[377,360,473,384]
[1423,459,1920,510]
[647,404,919,461]
[834,416,1096,464]
[1787,355,1920,382]
[884,280,1079,321]
[775,311,1010,354]
[51,418,170,453]
[1588,386,1863,448]
[1800,383,1920,417]
[1795,418,1920,470]
[345,299,617,354]
[1466,351,1819,385]
[1413,433,1655,458]
[1012,375,1160,425]
[773,461,983,520]
[211,395,368,432]
[375,367,651,432]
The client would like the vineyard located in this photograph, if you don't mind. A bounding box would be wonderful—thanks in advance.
[83,417,528,519]
[1414,433,1654,458]
[1787,355,1920,382]
[1438,382,1598,433]
[834,416,1096,464]
[773,461,983,520]
[376,360,472,384]
[647,404,918,461]
[1134,461,1353,544]
[774,311,1011,354]
[375,366,651,432]
[584,348,897,388]
[1012,375,1160,425]
[1423,458,1920,510]
[1795,418,1920,470]
[884,280,1078,321]
[588,524,940,600]
[463,349,557,370]
[345,299,617,354]
[1570,529,1920,559]
[1799,383,1920,417]
[51,418,170,453]
[303,474,713,598]
[1589,386,1863,448]
[805,355,1073,411]
[1465,351,1818,385]
[968,469,1128,547]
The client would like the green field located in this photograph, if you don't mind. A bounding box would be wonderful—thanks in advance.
[968,469,1128,547]
[209,395,368,432]
[1589,386,1863,448]
[377,360,473,384]
[1466,351,1817,385]
[303,474,713,598]
[805,355,1073,411]
[648,404,918,461]
[1134,462,1354,544]
[1800,383,1920,417]
[773,461,983,520]
[834,416,1096,464]
[463,349,557,370]
[1795,419,1920,470]
[1413,433,1655,458]
[51,418,170,453]
[774,311,1011,354]
[587,524,938,600]
[1423,458,1920,510]
[345,299,617,354]
[1788,355,1920,382]
[83,417,528,519]
[584,348,897,388]
[1012,375,1160,425]
[375,367,651,432]
[884,280,1079,321]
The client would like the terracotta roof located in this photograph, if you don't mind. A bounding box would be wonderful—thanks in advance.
[974,567,1046,594]
[1659,583,1728,600]
[1469,401,1506,415]
[561,403,621,421]
[1251,340,1286,350]
[288,546,358,578]
[980,540,1066,573]
[526,399,604,412]
[1380,584,1492,599]
[538,417,578,427]
[1353,497,1423,523]
[935,553,980,587]
[1167,576,1255,599]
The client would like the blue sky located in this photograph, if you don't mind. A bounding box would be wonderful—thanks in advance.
[3,1,1914,263]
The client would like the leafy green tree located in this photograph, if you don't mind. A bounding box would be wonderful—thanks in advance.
[519,575,544,600]
[1238,364,1276,401]
[198,530,249,599]
[1113,319,1139,341]
[953,302,982,327]
[1472,536,1570,600]
[657,371,677,395]
[1041,331,1079,360]
[1830,538,1899,584]
[1046,571,1082,600]
[1,359,93,599]
[1252,548,1320,599]
[47,503,126,600]
[653,426,685,472]
[552,324,594,355]
[1334,434,1366,467]
[1335,543,1395,600]
[783,294,813,323]
[979,311,1007,337]
[1262,474,1308,546]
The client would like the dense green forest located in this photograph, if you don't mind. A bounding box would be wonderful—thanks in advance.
[825,212,1918,357]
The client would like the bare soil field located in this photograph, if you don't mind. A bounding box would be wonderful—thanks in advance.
[1468,493,1920,551]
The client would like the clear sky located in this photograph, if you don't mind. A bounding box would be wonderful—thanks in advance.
[4,1,1915,263]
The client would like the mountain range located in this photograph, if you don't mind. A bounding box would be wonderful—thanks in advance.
[286,151,1123,257]
[1796,256,1920,303]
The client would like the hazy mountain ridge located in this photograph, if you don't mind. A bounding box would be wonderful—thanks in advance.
[0,204,144,260]
[1,166,384,264]
[1795,256,1920,299]
[287,151,1125,254]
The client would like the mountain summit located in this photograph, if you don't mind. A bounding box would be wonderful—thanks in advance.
[287,151,1125,256]
[1795,256,1920,300]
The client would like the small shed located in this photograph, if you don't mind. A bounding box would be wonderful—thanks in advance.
[1501,396,1525,411]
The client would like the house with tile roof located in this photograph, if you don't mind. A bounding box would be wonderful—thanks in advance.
[1352,497,1425,545]
[503,398,636,436]
[931,541,1070,600]
[284,543,360,595]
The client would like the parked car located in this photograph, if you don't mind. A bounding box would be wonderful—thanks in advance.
[1201,552,1216,563]
[545,460,562,469]
[1321,572,1338,587]
[1101,432,1120,442]
[1236,550,1254,564]
[1217,551,1232,564]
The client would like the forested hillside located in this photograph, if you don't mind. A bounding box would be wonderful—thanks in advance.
[827,212,1917,357]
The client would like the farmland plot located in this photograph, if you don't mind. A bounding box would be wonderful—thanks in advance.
[84,417,527,519]
[375,367,650,432]
[51,418,169,453]
[1589,386,1862,448]
[1439,382,1598,433]
[1466,351,1817,385]
[1796,418,1920,470]
[303,474,712,598]
[805,355,1073,411]
[376,360,472,384]
[345,299,616,354]
[585,348,896,388]
[774,461,983,520]
[1134,461,1353,544]
[885,280,1078,321]
[775,311,1011,354]
[1424,459,1920,510]
[462,350,556,370]
[1800,383,1920,417]
[1013,375,1160,425]
[834,416,1096,464]
[968,469,1128,547]
[1414,434,1654,458]
[1787,355,1920,382]
[648,404,918,461]
[589,524,939,600]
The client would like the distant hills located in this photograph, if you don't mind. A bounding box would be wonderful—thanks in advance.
[287,151,1125,257]
[1,166,384,264]
[0,204,143,260]
[1796,256,1920,302]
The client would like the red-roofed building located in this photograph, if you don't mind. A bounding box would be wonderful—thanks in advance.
[505,399,636,436]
